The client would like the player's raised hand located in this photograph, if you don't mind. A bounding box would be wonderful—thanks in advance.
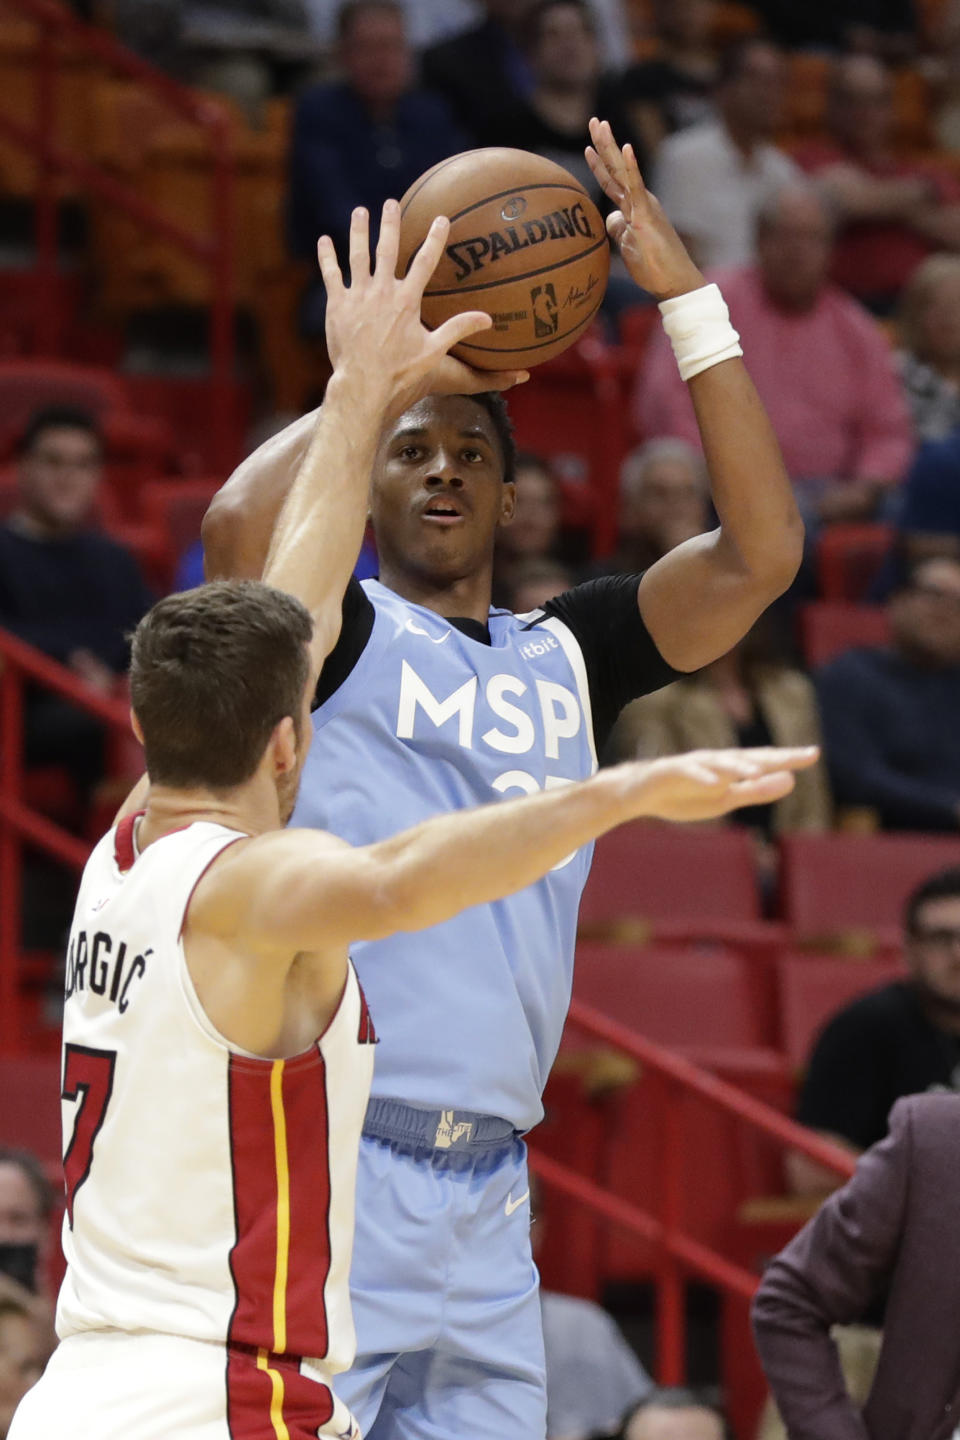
[621,746,820,823]
[318,201,528,415]
[585,117,705,301]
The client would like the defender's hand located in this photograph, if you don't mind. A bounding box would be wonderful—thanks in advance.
[622,746,820,823]
[318,202,528,415]
[585,117,704,301]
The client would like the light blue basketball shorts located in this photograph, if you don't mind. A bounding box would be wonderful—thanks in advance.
[333,1099,547,1440]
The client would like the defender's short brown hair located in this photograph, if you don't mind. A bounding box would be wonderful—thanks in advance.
[130,580,313,790]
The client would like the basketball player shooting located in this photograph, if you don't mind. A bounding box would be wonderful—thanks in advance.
[201,121,806,1440]
[8,197,814,1440]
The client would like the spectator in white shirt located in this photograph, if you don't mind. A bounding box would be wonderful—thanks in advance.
[652,36,799,269]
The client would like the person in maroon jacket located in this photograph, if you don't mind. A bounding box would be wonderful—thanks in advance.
[753,1092,960,1440]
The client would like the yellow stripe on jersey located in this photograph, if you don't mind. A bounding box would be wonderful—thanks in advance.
[270,1059,291,1355]
[257,1347,291,1440]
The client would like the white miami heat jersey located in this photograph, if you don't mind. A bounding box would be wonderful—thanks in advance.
[56,814,376,1436]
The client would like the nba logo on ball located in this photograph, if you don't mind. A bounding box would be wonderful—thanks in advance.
[398,147,611,370]
[531,284,559,338]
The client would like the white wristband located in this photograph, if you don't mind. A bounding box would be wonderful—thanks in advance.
[658,283,742,382]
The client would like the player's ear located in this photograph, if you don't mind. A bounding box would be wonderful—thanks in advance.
[499,481,517,527]
[130,709,145,745]
[271,715,298,776]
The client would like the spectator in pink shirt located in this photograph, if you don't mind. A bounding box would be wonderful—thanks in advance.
[634,182,914,529]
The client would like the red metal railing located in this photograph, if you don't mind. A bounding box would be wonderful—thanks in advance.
[0,0,237,471]
[529,998,858,1384]
[0,626,133,1051]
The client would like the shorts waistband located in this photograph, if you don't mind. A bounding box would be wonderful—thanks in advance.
[362,1097,518,1153]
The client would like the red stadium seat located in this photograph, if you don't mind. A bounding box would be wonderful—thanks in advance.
[800,601,891,668]
[505,332,627,555]
[140,478,219,567]
[0,1055,61,1161]
[817,523,894,602]
[573,940,776,1051]
[579,822,761,933]
[776,950,906,1070]
[0,361,127,455]
[779,831,960,945]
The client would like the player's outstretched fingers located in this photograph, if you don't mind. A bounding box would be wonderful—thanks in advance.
[741,745,820,773]
[347,206,371,289]
[404,215,452,298]
[721,770,796,811]
[373,198,401,277]
[316,235,344,298]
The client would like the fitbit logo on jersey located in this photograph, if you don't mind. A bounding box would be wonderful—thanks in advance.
[65,929,150,1012]
[445,203,596,281]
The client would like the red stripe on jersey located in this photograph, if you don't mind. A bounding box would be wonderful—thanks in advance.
[225,1347,335,1440]
[113,813,143,873]
[280,1052,333,1358]
[226,1056,279,1355]
[225,1050,335,1438]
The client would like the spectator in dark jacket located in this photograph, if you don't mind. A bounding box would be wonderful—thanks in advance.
[0,406,152,793]
[815,557,960,830]
[421,0,536,145]
[754,1093,960,1440]
[288,0,467,335]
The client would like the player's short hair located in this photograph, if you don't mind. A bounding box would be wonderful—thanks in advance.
[18,404,102,458]
[336,0,402,41]
[130,580,313,791]
[0,1149,56,1222]
[905,868,960,935]
[467,391,516,485]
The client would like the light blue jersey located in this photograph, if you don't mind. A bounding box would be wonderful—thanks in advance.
[291,579,598,1132]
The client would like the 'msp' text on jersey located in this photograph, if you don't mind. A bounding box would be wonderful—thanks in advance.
[65,929,151,1012]
[396,649,585,798]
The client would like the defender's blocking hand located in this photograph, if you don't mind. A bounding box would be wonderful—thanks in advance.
[621,746,820,824]
[318,202,528,415]
[585,118,704,301]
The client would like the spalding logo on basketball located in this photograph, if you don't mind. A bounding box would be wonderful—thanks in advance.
[398,148,611,371]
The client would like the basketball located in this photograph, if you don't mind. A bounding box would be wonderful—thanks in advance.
[398,148,611,371]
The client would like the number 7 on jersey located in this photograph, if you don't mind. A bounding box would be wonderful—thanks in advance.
[62,1044,116,1226]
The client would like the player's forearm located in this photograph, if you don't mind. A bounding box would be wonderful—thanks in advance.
[366,768,641,936]
[689,357,804,590]
[202,407,322,580]
[263,369,392,670]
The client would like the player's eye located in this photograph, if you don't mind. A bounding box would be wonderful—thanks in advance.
[398,445,422,462]
[462,448,484,463]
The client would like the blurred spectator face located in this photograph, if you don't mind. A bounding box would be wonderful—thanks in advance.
[620,444,708,556]
[905,260,960,369]
[719,41,785,139]
[529,2,599,90]
[905,892,960,1012]
[652,0,713,49]
[501,457,560,558]
[18,422,101,536]
[0,1165,45,1250]
[0,1303,46,1439]
[757,187,833,312]
[484,0,536,25]
[888,559,960,667]
[829,56,894,156]
[340,4,411,112]
[626,1403,725,1440]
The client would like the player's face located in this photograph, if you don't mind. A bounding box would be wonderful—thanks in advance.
[906,895,960,1012]
[371,396,516,588]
